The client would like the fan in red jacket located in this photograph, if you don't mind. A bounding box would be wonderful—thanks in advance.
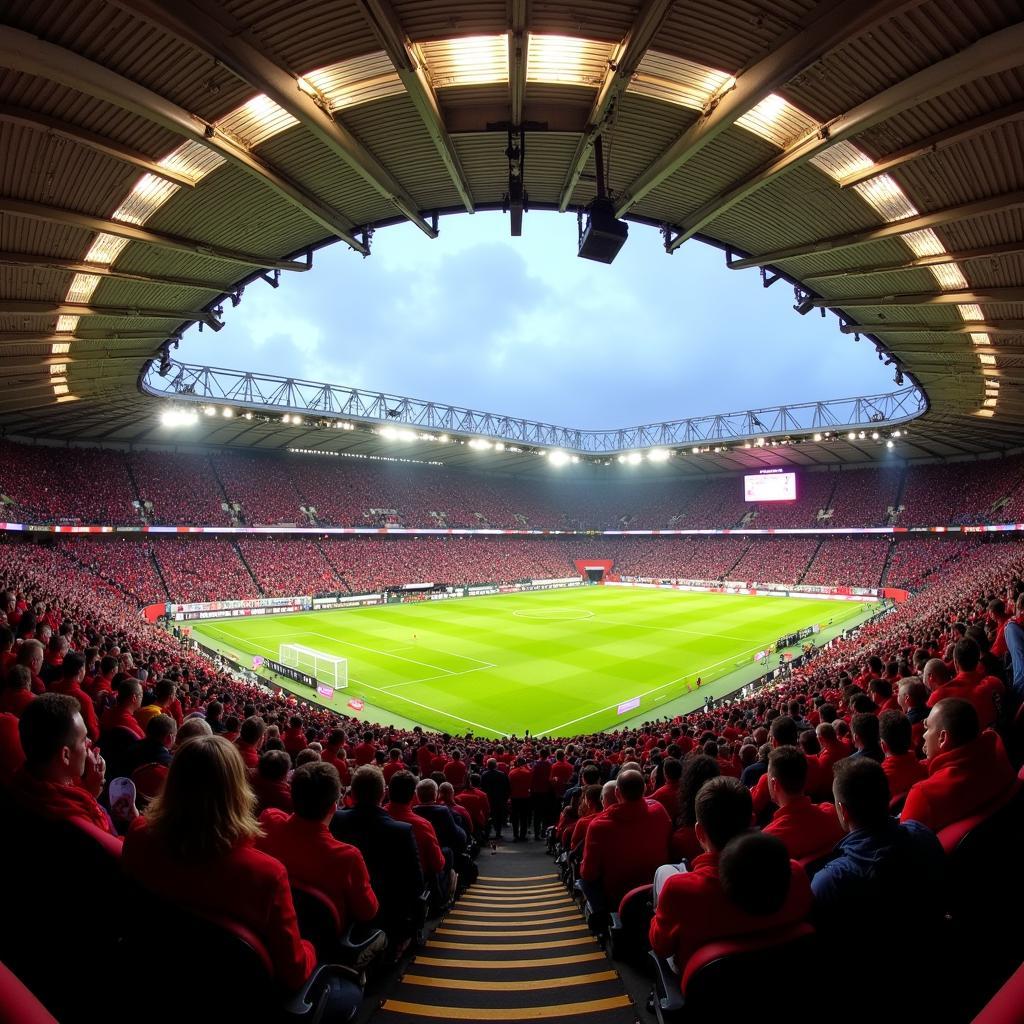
[650,757,683,822]
[9,693,119,837]
[123,735,315,992]
[762,746,844,861]
[580,769,671,911]
[878,710,927,802]
[901,698,1018,834]
[650,778,812,986]
[384,770,445,878]
[257,761,378,931]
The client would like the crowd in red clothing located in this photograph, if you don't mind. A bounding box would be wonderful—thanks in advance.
[7,437,1024,530]
[1,508,1024,1019]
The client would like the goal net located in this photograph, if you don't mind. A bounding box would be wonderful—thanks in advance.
[278,643,348,690]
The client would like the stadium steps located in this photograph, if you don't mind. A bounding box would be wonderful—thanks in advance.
[148,548,171,601]
[315,540,353,592]
[796,539,825,585]
[879,539,897,587]
[723,539,753,580]
[371,850,635,1023]
[231,540,266,596]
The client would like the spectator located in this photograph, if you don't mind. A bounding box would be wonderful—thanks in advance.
[384,771,446,894]
[508,756,533,841]
[762,746,844,861]
[15,639,45,695]
[118,713,176,779]
[9,692,116,836]
[122,735,316,991]
[257,761,378,932]
[878,710,927,802]
[650,757,683,822]
[480,758,511,839]
[580,769,671,913]
[670,754,720,863]
[926,638,1004,728]
[650,779,811,982]
[252,749,294,814]
[330,766,425,942]
[812,758,943,945]
[0,664,35,716]
[850,713,884,763]
[901,699,1017,833]
[50,653,99,741]
[235,715,266,772]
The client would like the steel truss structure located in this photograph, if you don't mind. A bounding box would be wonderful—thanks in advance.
[142,359,926,455]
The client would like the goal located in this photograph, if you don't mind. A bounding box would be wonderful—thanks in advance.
[279,643,348,690]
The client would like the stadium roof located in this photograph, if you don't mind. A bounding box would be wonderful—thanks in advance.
[1,0,1022,474]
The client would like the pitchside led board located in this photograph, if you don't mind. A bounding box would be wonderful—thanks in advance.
[744,468,798,502]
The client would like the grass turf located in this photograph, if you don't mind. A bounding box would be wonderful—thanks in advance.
[193,587,864,738]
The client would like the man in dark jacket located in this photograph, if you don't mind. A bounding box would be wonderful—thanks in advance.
[480,758,511,839]
[331,765,425,942]
[115,712,175,780]
[812,758,943,943]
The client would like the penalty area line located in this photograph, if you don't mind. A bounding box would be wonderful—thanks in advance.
[197,627,509,738]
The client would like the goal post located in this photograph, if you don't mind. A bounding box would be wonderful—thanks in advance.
[278,643,348,690]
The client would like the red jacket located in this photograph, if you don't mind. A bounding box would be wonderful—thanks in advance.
[550,760,574,797]
[122,819,315,990]
[50,680,99,740]
[670,824,701,863]
[926,670,1003,728]
[508,766,532,799]
[235,740,260,773]
[99,705,144,740]
[382,759,405,784]
[581,797,671,907]
[881,752,928,801]
[385,801,445,874]
[443,759,468,789]
[353,741,377,766]
[282,726,307,755]
[256,809,378,930]
[651,782,682,822]
[763,796,844,861]
[650,851,812,984]
[0,688,34,717]
[251,775,293,814]
[531,758,552,795]
[0,713,24,784]
[901,731,1017,833]
[456,788,489,829]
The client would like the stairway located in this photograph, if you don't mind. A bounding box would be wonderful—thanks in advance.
[372,849,635,1022]
[231,540,265,595]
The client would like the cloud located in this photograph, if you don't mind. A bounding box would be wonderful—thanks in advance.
[184,212,894,428]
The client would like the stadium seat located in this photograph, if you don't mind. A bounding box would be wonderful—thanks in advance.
[291,883,386,969]
[0,962,58,1024]
[608,884,654,967]
[119,895,363,1023]
[648,923,819,1023]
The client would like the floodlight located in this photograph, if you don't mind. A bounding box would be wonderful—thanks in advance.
[468,439,492,450]
[691,447,700,455]
[813,433,822,442]
[871,431,879,440]
[244,412,253,420]
[495,442,505,451]
[222,408,233,418]
[627,453,642,465]
[892,430,901,437]
[848,431,856,440]
[548,451,570,466]
[204,406,216,416]
[617,454,626,463]
[648,449,670,462]
[293,416,302,425]
[886,440,894,449]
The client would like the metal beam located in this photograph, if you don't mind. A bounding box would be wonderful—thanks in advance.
[615,0,913,218]
[0,299,222,330]
[111,0,436,238]
[838,100,1024,188]
[0,26,367,254]
[797,242,1024,282]
[354,0,474,212]
[0,104,195,188]
[725,191,1024,270]
[810,287,1024,310]
[0,251,228,292]
[558,0,675,211]
[663,20,1024,249]
[509,0,528,127]
[840,321,1024,335]
[0,197,313,272]
[0,331,178,345]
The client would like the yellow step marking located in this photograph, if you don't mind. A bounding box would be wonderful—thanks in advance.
[445,907,578,920]
[435,923,590,938]
[477,874,556,882]
[380,995,631,1019]
[429,937,595,952]
[459,897,569,908]
[401,971,616,991]
[472,883,563,892]
[414,952,605,970]
[445,914,581,927]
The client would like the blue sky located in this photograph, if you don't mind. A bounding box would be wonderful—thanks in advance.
[182,212,894,430]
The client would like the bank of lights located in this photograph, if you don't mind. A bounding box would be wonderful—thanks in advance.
[281,414,303,425]
[547,451,581,466]
[160,408,199,428]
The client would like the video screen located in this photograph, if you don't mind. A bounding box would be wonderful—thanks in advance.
[744,470,797,502]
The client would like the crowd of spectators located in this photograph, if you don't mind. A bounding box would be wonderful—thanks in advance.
[151,539,261,604]
[236,538,343,597]
[8,438,1024,531]
[802,538,891,587]
[727,538,819,584]
[884,539,980,591]
[1,510,1023,1019]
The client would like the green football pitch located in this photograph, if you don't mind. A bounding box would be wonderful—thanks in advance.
[193,587,867,738]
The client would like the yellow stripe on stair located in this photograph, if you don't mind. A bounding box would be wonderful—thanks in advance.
[414,952,606,970]
[444,913,581,921]
[380,996,631,1019]
[477,874,556,882]
[459,898,569,909]
[401,971,617,991]
[461,893,566,902]
[445,914,581,928]
[429,937,595,952]
[471,884,563,893]
[435,924,590,938]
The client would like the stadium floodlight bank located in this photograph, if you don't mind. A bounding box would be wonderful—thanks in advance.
[279,643,348,689]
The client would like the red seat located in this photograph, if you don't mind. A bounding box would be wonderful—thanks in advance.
[972,962,1024,1024]
[0,962,58,1024]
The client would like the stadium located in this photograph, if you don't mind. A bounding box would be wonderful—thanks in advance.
[1,2,1023,1022]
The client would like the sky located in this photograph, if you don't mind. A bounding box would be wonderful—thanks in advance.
[180,211,895,431]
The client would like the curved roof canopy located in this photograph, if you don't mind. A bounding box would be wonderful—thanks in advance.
[1,0,1022,472]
